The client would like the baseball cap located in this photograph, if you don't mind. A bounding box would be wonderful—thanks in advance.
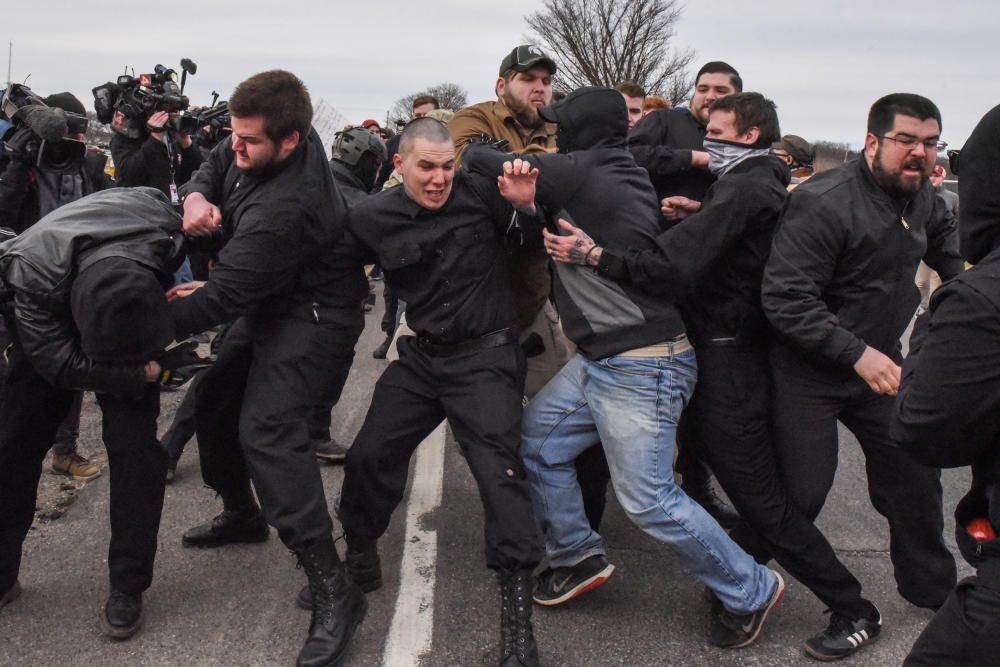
[499,45,557,76]
[774,134,815,168]
[361,119,381,130]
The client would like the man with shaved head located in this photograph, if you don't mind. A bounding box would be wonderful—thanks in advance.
[339,118,544,666]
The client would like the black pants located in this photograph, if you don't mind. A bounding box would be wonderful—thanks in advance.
[769,342,957,608]
[161,372,202,464]
[339,336,542,571]
[904,576,1000,666]
[692,345,873,618]
[0,326,164,595]
[380,282,399,336]
[194,316,359,551]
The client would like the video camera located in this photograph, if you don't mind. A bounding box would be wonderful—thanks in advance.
[1,83,89,171]
[93,58,197,139]
[181,94,231,149]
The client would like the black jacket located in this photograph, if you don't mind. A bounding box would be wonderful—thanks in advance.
[111,131,203,196]
[329,159,371,206]
[893,104,1000,576]
[0,187,183,398]
[628,107,716,203]
[0,152,111,233]
[466,86,686,359]
[762,157,963,369]
[170,130,367,338]
[597,155,790,346]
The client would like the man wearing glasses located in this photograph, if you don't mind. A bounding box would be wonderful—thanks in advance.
[761,93,960,659]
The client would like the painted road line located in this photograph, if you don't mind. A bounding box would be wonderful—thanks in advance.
[382,420,447,666]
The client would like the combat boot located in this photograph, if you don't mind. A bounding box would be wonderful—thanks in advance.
[296,542,367,667]
[499,569,539,666]
[297,540,382,609]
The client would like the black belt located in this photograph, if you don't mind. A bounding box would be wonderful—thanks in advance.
[415,329,514,357]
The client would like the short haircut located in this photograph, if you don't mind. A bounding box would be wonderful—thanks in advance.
[867,93,942,137]
[695,61,743,93]
[412,95,440,111]
[398,117,454,155]
[229,70,312,143]
[615,81,647,98]
[709,92,780,145]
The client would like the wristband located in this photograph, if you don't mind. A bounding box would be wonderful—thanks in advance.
[584,245,599,265]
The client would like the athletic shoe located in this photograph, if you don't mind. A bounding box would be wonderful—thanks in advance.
[314,438,348,464]
[804,607,882,661]
[51,452,101,482]
[710,570,785,649]
[532,555,614,606]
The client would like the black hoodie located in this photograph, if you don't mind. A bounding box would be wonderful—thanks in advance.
[464,86,686,359]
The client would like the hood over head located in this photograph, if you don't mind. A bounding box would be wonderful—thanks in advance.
[959,104,1000,264]
[538,87,628,152]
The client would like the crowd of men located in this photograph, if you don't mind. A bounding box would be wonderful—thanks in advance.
[1,42,999,667]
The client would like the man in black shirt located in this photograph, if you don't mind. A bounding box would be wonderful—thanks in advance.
[762,93,960,649]
[627,61,743,522]
[168,71,368,667]
[338,118,543,667]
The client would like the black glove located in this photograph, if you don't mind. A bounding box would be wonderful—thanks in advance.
[3,128,41,165]
[468,133,510,152]
[157,340,212,389]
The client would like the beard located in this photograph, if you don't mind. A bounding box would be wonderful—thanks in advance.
[872,147,930,199]
[502,91,544,130]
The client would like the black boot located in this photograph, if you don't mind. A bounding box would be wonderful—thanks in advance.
[372,334,393,360]
[182,508,270,548]
[100,588,143,640]
[499,569,539,667]
[297,542,367,667]
[680,466,740,529]
[297,541,382,609]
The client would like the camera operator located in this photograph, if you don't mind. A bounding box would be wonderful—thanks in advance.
[111,109,203,203]
[894,103,1000,665]
[0,91,111,482]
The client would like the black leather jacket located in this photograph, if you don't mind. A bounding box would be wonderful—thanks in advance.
[0,187,183,397]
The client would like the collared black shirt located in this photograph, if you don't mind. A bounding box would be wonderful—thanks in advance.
[348,170,525,344]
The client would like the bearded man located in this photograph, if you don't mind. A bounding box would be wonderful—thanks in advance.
[760,93,961,633]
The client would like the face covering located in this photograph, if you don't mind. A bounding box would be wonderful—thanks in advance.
[703,138,771,176]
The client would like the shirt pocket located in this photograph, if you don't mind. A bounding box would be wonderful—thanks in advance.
[379,239,423,270]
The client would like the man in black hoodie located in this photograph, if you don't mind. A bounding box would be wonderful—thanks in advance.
[168,71,368,667]
[761,93,960,647]
[0,188,182,639]
[466,87,783,650]
[546,92,883,660]
[896,103,1000,666]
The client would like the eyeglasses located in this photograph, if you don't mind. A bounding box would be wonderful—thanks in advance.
[878,134,948,152]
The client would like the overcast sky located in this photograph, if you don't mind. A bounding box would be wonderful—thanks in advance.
[5,0,997,148]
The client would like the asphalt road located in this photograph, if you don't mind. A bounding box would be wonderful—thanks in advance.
[0,289,973,666]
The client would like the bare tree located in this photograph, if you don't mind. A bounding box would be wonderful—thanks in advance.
[388,82,469,124]
[525,0,694,105]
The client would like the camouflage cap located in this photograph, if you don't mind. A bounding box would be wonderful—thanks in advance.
[499,45,557,77]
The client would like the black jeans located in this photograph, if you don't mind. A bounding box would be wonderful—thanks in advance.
[0,324,164,595]
[691,344,874,618]
[161,372,201,464]
[339,336,542,571]
[194,316,359,551]
[769,342,957,608]
[904,576,1000,666]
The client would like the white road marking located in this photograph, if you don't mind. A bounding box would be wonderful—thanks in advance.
[382,420,447,666]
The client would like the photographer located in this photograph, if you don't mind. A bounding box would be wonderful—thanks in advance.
[0,91,111,481]
[111,109,202,202]
[894,103,1000,665]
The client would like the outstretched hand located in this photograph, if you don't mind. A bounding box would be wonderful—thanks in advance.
[543,218,601,266]
[498,158,539,213]
[661,195,701,221]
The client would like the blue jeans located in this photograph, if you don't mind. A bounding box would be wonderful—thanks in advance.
[521,351,776,614]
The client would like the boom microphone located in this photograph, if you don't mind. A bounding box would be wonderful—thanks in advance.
[18,105,69,143]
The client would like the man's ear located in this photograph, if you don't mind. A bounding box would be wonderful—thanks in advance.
[745,126,761,145]
[393,152,404,173]
[864,132,879,160]
[495,77,506,99]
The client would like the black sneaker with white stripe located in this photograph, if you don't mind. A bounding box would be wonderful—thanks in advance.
[533,555,614,606]
[804,607,882,661]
